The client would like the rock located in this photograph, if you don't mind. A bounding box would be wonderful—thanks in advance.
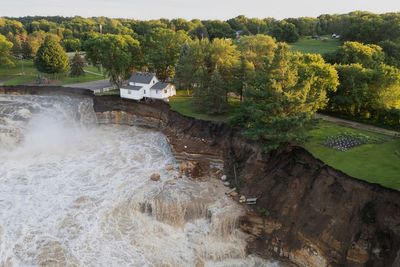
[223,181,230,186]
[179,161,195,177]
[221,175,227,181]
[226,188,236,195]
[229,191,238,197]
[239,195,246,203]
[179,161,209,178]
[150,173,160,182]
[165,164,174,171]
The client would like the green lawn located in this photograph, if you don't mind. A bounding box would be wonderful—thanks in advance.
[303,121,400,190]
[0,60,38,81]
[0,59,104,86]
[290,37,341,55]
[169,94,239,122]
[168,96,400,190]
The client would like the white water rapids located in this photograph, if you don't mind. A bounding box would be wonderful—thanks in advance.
[0,95,280,267]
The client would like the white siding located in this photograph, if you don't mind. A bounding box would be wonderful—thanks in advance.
[120,88,144,100]
[120,75,176,101]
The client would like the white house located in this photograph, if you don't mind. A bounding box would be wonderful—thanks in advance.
[120,72,176,101]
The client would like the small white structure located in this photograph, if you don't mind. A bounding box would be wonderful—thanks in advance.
[120,72,176,101]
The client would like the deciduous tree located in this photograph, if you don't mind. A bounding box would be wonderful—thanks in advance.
[84,34,140,88]
[0,34,14,67]
[34,36,69,74]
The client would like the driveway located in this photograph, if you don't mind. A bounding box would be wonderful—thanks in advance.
[64,79,112,91]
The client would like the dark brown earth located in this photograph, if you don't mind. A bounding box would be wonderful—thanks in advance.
[1,87,399,267]
[0,85,94,97]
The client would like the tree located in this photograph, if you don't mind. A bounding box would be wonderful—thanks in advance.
[84,34,140,88]
[327,63,400,122]
[143,28,189,80]
[175,43,192,92]
[379,40,400,67]
[231,44,338,150]
[34,36,69,74]
[0,34,14,67]
[270,21,300,43]
[371,64,400,110]
[69,52,85,77]
[334,41,385,68]
[21,34,43,59]
[62,38,81,52]
[175,38,240,113]
[203,20,235,39]
[236,35,277,100]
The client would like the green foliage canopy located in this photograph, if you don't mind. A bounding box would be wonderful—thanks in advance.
[34,36,69,74]
[84,33,140,87]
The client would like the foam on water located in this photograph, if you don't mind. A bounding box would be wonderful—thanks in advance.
[0,95,280,267]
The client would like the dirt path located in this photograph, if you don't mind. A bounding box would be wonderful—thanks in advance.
[316,113,399,137]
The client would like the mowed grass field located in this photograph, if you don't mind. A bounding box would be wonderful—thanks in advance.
[303,121,400,190]
[290,37,341,54]
[0,59,104,86]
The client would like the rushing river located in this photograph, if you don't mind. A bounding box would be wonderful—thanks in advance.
[0,95,280,267]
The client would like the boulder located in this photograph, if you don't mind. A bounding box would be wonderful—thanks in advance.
[150,173,160,182]
[221,175,227,181]
[179,161,209,178]
[239,195,246,203]
[229,191,238,197]
[165,164,174,171]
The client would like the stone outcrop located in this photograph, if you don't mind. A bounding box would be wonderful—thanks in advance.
[93,95,400,267]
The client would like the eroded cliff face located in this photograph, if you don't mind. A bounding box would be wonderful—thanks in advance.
[93,95,400,267]
[0,85,94,97]
[1,87,399,267]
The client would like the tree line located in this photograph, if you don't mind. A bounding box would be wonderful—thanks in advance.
[0,12,399,148]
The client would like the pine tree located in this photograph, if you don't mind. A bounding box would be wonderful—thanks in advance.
[69,52,85,77]
[34,36,69,74]
[206,69,227,114]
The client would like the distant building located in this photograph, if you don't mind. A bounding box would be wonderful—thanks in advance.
[120,72,176,101]
[332,33,341,39]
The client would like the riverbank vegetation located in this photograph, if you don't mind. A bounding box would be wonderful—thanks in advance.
[0,12,399,188]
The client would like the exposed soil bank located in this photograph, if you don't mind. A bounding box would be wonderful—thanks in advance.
[93,95,400,267]
[0,85,94,97]
[1,87,399,266]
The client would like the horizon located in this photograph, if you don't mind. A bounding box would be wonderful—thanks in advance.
[2,0,400,20]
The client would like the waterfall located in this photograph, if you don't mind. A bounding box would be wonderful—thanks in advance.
[0,94,280,267]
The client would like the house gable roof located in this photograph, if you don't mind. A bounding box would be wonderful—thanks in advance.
[128,72,156,84]
[124,85,142,90]
[150,82,170,90]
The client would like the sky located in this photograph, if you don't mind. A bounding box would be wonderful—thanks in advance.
[2,0,400,20]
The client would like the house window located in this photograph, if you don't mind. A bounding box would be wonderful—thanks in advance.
[156,90,159,94]
[128,90,131,94]
[144,90,146,94]
[153,80,155,84]
[164,89,167,94]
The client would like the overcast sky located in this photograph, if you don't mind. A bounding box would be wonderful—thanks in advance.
[2,0,400,19]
